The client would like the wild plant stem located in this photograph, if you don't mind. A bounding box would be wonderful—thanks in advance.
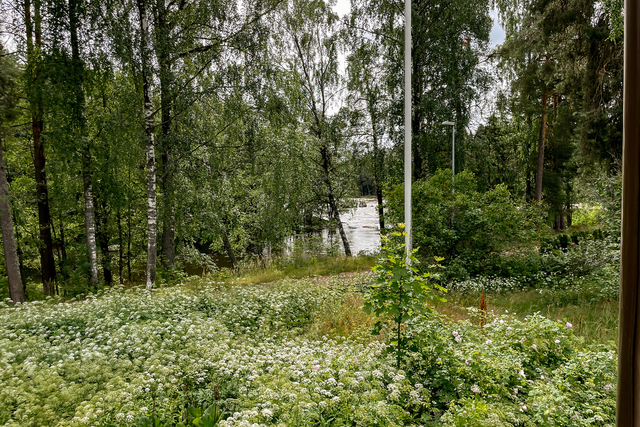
[397,319,401,369]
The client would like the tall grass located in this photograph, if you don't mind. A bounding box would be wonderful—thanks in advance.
[219,253,378,286]
[436,290,618,345]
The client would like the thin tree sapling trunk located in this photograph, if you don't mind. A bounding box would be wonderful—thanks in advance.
[59,219,67,268]
[370,108,384,231]
[69,0,99,286]
[127,203,132,283]
[321,145,351,256]
[221,223,237,268]
[13,210,26,298]
[117,208,123,284]
[95,199,112,285]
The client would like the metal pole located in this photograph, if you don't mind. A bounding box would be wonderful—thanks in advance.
[617,0,640,424]
[452,126,455,194]
[404,0,412,262]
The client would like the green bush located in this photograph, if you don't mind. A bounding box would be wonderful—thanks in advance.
[539,237,619,278]
[386,170,537,278]
[481,250,542,278]
[404,313,615,426]
[571,205,603,227]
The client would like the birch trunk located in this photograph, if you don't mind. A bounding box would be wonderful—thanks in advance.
[70,0,98,286]
[138,0,158,288]
[117,209,123,284]
[157,0,176,269]
[221,224,237,268]
[82,164,99,285]
[321,145,351,256]
[95,199,112,285]
[127,203,132,283]
[0,142,24,303]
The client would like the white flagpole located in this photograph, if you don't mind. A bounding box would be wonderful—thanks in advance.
[404,0,412,263]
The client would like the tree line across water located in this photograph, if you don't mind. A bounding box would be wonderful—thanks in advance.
[0,0,623,301]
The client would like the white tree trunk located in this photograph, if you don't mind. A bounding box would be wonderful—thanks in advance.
[70,0,98,286]
[83,162,99,286]
[137,0,157,288]
[145,136,157,288]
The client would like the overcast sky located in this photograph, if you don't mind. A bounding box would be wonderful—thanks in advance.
[330,0,506,128]
[331,0,506,47]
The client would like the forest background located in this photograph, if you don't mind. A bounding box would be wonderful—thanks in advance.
[0,0,625,302]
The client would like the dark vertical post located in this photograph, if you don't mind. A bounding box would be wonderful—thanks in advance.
[617,0,640,424]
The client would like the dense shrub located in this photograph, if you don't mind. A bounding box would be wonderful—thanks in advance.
[478,249,543,279]
[539,236,619,278]
[440,347,616,426]
[405,313,615,426]
[386,170,537,279]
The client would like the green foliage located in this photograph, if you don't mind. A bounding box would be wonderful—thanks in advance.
[363,225,446,368]
[350,0,492,182]
[386,170,537,278]
[602,0,624,41]
[0,45,21,127]
[135,401,226,427]
[0,274,425,426]
[0,272,618,426]
[490,0,622,229]
[482,249,543,279]
[404,313,615,426]
[571,205,603,227]
[438,345,617,426]
[540,235,619,278]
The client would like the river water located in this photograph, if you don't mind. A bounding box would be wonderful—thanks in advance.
[186,198,382,274]
[326,197,381,255]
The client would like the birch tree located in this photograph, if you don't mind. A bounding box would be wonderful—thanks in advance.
[349,0,491,180]
[136,0,158,288]
[345,36,388,231]
[68,0,99,285]
[279,0,352,256]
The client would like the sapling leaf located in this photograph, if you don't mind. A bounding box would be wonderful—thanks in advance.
[362,225,445,369]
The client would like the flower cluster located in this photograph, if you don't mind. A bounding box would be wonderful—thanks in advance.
[404,312,615,426]
[0,274,423,426]
[0,273,616,426]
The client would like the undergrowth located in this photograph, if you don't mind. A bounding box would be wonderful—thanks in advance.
[0,271,618,426]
